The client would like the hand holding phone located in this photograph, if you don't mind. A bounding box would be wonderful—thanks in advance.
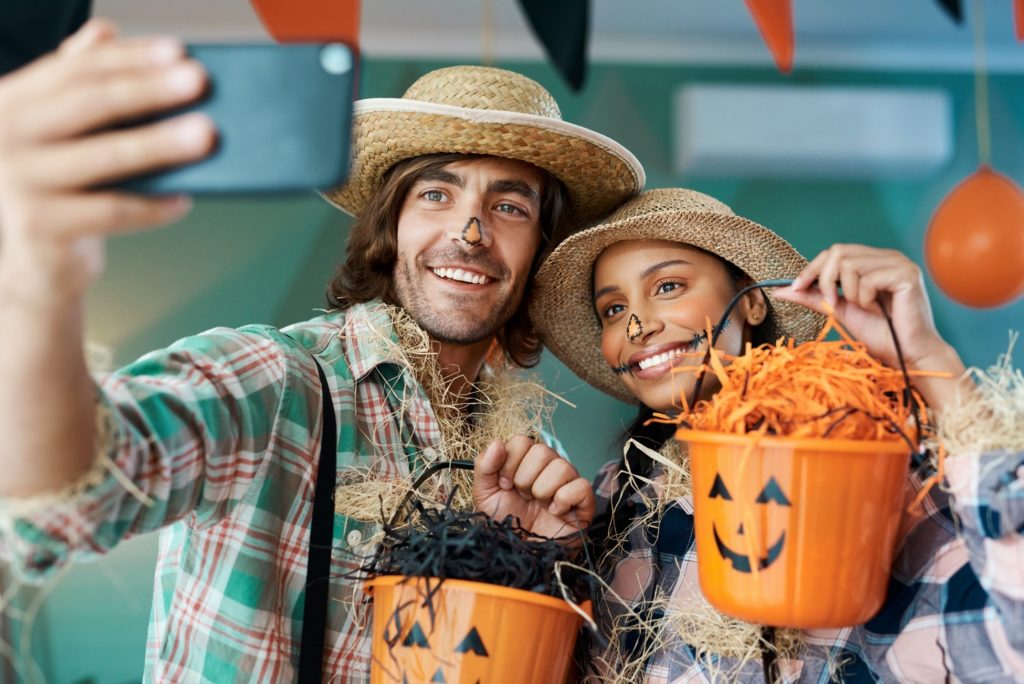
[118,43,356,194]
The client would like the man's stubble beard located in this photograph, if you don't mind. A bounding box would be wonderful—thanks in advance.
[393,257,526,346]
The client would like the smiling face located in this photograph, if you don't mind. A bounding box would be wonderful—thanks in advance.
[393,157,545,346]
[593,240,766,412]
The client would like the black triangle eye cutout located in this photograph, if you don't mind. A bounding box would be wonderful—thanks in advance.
[402,621,431,648]
[431,667,447,682]
[755,477,792,506]
[454,626,489,656]
[709,473,732,500]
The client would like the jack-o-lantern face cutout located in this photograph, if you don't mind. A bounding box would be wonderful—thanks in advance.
[708,472,791,573]
[392,619,489,683]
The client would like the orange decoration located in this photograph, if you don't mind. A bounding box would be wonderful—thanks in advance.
[365,576,588,683]
[249,0,360,46]
[925,166,1024,308]
[671,316,939,627]
[744,0,795,74]
[1016,0,1024,41]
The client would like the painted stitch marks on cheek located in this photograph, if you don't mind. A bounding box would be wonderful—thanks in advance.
[608,318,731,376]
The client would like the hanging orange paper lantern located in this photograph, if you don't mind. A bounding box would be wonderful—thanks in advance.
[744,0,795,74]
[924,166,1024,308]
[249,0,360,46]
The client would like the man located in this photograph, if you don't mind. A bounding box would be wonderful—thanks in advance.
[0,19,644,683]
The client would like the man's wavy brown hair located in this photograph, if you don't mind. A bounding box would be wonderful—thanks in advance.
[326,153,573,368]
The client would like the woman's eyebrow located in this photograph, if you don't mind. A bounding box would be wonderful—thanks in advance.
[640,259,692,279]
[593,283,620,300]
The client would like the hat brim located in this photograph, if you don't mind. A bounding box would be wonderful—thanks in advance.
[530,209,825,404]
[320,99,644,226]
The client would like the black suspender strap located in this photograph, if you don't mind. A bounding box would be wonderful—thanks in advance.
[298,360,337,682]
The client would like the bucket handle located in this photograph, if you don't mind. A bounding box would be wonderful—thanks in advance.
[685,278,923,451]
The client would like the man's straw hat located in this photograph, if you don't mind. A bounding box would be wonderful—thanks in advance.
[530,188,825,404]
[322,65,644,225]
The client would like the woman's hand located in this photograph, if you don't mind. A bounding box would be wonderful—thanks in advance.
[774,244,968,410]
[472,435,595,542]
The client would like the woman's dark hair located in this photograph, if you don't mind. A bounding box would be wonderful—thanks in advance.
[326,152,573,368]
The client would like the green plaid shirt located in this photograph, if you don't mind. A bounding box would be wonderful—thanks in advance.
[1,302,459,682]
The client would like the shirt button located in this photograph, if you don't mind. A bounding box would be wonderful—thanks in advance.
[346,529,363,548]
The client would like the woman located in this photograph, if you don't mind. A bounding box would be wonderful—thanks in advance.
[530,188,1024,682]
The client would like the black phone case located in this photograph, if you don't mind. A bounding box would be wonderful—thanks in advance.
[120,43,355,194]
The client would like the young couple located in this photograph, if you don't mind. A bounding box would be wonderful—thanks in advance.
[0,17,1019,683]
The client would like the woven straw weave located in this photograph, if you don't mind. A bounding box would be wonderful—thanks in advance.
[530,188,825,404]
[323,66,643,225]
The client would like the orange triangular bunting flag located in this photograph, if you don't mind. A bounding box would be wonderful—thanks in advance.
[249,0,360,46]
[744,0,794,73]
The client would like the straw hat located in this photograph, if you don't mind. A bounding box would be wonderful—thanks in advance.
[322,65,644,225]
[530,188,825,404]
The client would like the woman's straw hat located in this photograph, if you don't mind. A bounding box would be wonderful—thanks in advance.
[322,65,644,226]
[530,188,825,404]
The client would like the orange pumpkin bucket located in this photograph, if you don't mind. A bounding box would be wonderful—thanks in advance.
[678,429,911,628]
[365,575,590,683]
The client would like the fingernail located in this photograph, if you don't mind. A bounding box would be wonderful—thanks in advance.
[149,38,185,64]
[174,113,215,152]
[499,477,512,490]
[548,502,560,514]
[165,63,204,94]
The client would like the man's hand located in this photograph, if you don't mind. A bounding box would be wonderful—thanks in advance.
[0,19,216,496]
[0,18,216,307]
[472,435,595,541]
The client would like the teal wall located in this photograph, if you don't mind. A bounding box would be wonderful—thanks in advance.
[4,57,1023,683]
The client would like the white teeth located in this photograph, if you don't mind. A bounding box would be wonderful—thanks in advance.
[432,267,490,285]
[636,347,688,371]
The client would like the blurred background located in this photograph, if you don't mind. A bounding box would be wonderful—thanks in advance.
[2,0,1024,681]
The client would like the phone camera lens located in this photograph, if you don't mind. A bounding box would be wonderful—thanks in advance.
[320,45,352,75]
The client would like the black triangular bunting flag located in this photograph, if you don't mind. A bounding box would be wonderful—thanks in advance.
[709,473,732,500]
[517,0,590,91]
[402,621,430,649]
[454,626,489,656]
[934,0,963,24]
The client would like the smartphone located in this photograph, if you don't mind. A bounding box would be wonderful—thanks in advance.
[118,43,355,194]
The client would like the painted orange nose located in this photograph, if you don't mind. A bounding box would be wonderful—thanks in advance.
[626,313,643,341]
[462,217,483,245]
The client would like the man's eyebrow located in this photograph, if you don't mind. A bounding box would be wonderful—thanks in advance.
[489,179,541,206]
[593,283,620,300]
[415,169,464,187]
[640,259,691,279]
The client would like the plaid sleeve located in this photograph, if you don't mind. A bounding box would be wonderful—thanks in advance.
[946,450,1024,652]
[0,324,304,583]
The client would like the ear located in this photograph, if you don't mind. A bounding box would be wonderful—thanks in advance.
[739,286,768,327]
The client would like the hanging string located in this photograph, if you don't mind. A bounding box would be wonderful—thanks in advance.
[973,0,991,167]
[481,0,495,67]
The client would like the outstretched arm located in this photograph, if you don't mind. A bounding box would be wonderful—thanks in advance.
[0,19,215,497]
